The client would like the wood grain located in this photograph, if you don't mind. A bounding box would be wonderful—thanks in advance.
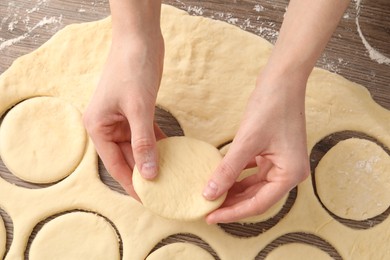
[0,0,389,259]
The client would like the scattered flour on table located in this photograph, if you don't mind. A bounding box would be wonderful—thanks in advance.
[0,16,62,51]
[354,0,390,65]
[253,4,264,13]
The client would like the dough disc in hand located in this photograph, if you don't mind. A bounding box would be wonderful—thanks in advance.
[133,136,226,221]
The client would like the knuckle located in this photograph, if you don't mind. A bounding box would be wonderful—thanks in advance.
[82,111,98,135]
[217,161,238,184]
[131,137,154,154]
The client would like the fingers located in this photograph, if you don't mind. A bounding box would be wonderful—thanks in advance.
[203,143,251,201]
[206,169,291,224]
[125,103,159,180]
[94,139,135,196]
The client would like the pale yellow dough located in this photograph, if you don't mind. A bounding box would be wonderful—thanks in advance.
[315,138,390,220]
[146,243,214,260]
[265,243,333,260]
[0,97,86,184]
[29,212,120,260]
[0,4,390,260]
[0,216,5,259]
[133,136,226,221]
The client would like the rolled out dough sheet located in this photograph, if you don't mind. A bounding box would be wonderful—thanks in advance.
[0,4,390,260]
[133,136,226,221]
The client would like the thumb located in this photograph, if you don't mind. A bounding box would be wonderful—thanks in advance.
[203,144,249,201]
[127,106,158,180]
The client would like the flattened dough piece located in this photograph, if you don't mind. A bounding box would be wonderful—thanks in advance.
[29,212,120,260]
[0,97,86,183]
[133,136,226,221]
[266,243,332,260]
[0,216,5,259]
[315,138,390,220]
[146,243,214,260]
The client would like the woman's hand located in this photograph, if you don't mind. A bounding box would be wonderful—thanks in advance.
[203,71,310,224]
[83,31,165,198]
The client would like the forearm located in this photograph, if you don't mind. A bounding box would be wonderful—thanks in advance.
[109,0,162,42]
[264,0,350,84]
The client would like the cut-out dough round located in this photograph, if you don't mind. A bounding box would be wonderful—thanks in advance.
[146,243,214,260]
[315,138,390,221]
[265,243,333,260]
[219,143,288,223]
[133,136,226,221]
[0,97,86,184]
[0,216,5,259]
[29,212,120,260]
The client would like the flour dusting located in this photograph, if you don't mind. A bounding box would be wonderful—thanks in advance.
[0,16,62,51]
[355,1,390,65]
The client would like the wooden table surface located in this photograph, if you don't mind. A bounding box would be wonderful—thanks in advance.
[0,0,389,259]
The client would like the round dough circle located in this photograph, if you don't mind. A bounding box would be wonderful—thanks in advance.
[265,243,332,260]
[147,243,214,260]
[29,212,120,260]
[219,143,288,223]
[0,216,5,259]
[0,97,86,184]
[133,136,226,221]
[315,138,390,220]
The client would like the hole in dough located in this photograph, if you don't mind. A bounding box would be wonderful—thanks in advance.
[147,242,214,260]
[155,106,184,137]
[27,211,122,260]
[150,233,220,259]
[133,136,226,221]
[315,138,390,221]
[256,232,342,260]
[0,208,13,259]
[98,157,127,195]
[0,97,87,184]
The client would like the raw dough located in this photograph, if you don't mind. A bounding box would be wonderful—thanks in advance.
[315,138,390,220]
[265,243,332,260]
[133,136,226,221]
[146,243,214,260]
[0,216,5,259]
[0,97,86,184]
[29,211,120,260]
[0,4,390,260]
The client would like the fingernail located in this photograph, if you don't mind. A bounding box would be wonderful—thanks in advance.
[203,180,218,199]
[142,161,157,179]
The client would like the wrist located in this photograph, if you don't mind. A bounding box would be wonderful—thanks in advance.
[109,0,162,41]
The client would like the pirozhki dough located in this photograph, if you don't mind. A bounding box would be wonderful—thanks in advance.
[133,136,226,221]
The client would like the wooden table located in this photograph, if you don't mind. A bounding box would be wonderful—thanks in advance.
[1,0,389,259]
